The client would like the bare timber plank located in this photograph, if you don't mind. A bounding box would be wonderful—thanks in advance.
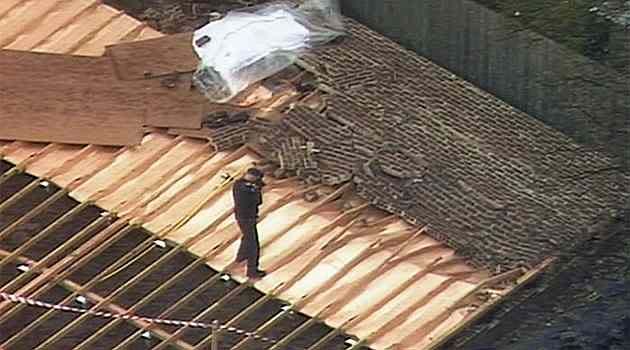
[105,32,198,80]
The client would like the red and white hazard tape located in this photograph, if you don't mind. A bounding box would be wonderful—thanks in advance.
[0,292,276,343]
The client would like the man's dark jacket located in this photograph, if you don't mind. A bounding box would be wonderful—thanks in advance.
[232,179,262,222]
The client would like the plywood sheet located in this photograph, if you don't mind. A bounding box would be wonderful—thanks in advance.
[138,73,207,129]
[0,50,144,146]
[168,127,213,140]
[106,32,197,80]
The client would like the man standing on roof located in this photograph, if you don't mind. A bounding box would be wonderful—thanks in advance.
[233,167,267,279]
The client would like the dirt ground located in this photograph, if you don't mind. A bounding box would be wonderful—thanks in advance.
[91,1,630,349]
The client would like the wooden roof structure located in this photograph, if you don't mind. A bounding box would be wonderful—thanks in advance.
[0,1,546,349]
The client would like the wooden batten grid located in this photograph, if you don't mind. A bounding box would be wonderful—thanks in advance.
[0,200,88,269]
[24,149,256,349]
[59,165,251,350]
[0,219,132,320]
[0,250,196,350]
[110,272,226,350]
[0,114,526,350]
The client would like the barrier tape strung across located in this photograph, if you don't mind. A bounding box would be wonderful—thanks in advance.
[0,292,276,343]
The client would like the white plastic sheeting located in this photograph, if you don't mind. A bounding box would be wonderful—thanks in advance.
[192,1,344,102]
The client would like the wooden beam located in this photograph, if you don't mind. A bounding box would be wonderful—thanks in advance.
[396,273,484,348]
[151,282,250,350]
[49,175,243,350]
[256,184,350,253]
[211,322,221,350]
[386,243,446,267]
[108,184,301,349]
[34,243,186,349]
[321,214,397,251]
[111,142,214,215]
[132,145,250,223]
[0,252,196,350]
[14,143,62,171]
[99,163,245,282]
[424,258,553,350]
[66,146,131,192]
[231,238,383,350]
[336,256,446,347]
[21,146,254,348]
[57,280,194,350]
[0,219,131,316]
[319,228,427,320]
[193,283,285,350]
[0,215,108,294]
[0,179,41,214]
[230,307,293,350]
[43,144,96,180]
[305,317,356,350]
[110,272,227,350]
[74,184,252,350]
[40,159,249,347]
[343,258,477,350]
[0,166,19,187]
[73,257,209,350]
[267,315,320,350]
[264,204,368,273]
[0,189,69,243]
[88,136,184,203]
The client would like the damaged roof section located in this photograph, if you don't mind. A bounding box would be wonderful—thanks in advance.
[206,20,630,271]
[0,2,530,349]
[0,0,627,274]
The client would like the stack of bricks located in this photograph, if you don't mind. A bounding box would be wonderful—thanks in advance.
[202,111,252,151]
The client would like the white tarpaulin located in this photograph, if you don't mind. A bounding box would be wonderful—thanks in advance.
[192,1,344,102]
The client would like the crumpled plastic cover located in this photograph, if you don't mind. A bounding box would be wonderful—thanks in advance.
[192,0,344,102]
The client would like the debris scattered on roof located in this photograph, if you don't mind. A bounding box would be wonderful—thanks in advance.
[1,0,627,277]
[203,19,630,272]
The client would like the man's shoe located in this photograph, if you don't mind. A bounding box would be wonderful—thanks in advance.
[247,270,267,279]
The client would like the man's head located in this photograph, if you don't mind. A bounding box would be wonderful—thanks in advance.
[243,167,264,183]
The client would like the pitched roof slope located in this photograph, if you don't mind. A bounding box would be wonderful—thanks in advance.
[247,19,630,270]
[0,2,528,350]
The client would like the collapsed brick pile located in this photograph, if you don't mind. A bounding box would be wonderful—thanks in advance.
[208,19,629,271]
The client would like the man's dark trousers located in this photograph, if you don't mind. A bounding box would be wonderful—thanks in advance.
[235,218,260,272]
